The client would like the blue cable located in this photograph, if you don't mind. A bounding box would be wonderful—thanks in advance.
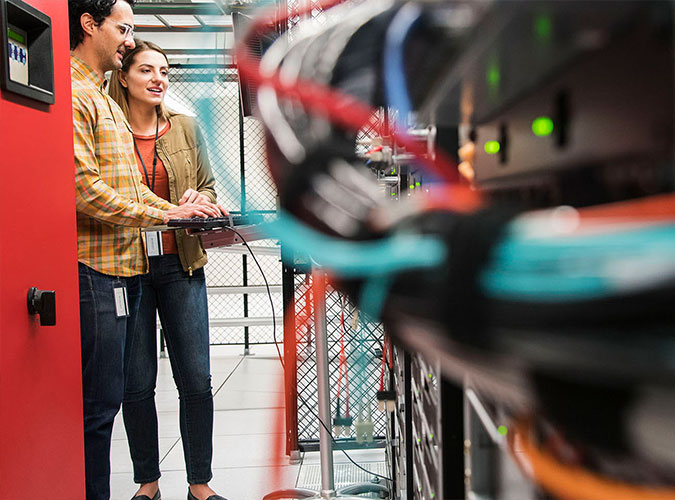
[384,3,423,128]
[359,4,422,318]
[383,4,442,184]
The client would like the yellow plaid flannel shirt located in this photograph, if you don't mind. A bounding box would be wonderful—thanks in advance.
[72,56,174,276]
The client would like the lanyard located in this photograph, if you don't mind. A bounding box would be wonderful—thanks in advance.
[134,117,159,192]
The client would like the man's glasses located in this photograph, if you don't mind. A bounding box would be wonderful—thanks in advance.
[116,22,135,40]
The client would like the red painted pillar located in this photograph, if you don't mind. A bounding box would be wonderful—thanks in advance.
[282,254,299,456]
[0,1,85,498]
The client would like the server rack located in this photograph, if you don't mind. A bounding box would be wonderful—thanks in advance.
[387,346,467,500]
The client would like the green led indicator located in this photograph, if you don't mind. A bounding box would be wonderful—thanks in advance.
[409,184,415,189]
[392,168,396,174]
[487,64,500,87]
[415,181,421,187]
[417,438,421,444]
[391,192,396,196]
[429,433,434,440]
[534,14,553,42]
[532,116,554,137]
[428,373,433,379]
[431,493,436,498]
[498,425,508,436]
[484,141,500,154]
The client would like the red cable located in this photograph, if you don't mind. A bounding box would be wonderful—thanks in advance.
[234,0,485,200]
[343,297,350,417]
[379,335,387,391]
[387,335,393,370]
[238,3,480,484]
[336,297,345,400]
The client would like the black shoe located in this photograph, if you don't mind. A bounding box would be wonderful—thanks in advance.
[187,490,228,500]
[131,489,160,500]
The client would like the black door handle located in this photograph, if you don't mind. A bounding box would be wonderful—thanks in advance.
[27,287,56,326]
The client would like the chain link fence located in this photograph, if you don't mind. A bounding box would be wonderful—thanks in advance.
[167,65,281,347]
[287,0,329,33]
[294,273,387,445]
[165,2,386,446]
[282,1,389,440]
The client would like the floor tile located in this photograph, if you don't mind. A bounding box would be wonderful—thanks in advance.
[236,357,285,376]
[300,448,386,465]
[110,472,138,500]
[213,389,285,411]
[210,356,246,375]
[110,347,386,500]
[161,433,288,471]
[112,465,300,500]
[206,465,301,500]
[212,408,285,436]
[220,369,285,393]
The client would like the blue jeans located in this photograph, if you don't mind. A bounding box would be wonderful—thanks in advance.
[79,263,142,500]
[123,254,214,485]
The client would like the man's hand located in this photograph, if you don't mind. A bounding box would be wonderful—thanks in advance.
[179,188,211,206]
[216,203,229,216]
[178,189,229,217]
[163,202,221,224]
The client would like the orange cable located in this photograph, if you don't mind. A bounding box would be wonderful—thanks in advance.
[576,193,675,222]
[509,419,675,500]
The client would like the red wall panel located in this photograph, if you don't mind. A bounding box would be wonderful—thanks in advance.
[0,2,85,498]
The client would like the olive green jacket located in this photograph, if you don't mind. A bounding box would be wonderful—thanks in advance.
[156,112,217,272]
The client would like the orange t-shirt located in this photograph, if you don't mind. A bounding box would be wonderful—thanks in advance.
[134,121,178,255]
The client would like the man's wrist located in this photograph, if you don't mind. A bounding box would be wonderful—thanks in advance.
[162,204,180,223]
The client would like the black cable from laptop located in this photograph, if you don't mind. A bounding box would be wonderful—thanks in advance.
[297,392,394,485]
[224,226,284,370]
[226,227,392,485]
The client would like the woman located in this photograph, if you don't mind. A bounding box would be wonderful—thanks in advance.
[109,40,227,500]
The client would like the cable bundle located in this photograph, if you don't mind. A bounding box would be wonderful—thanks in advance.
[234,1,675,495]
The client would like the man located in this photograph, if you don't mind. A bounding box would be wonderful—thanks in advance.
[68,2,220,498]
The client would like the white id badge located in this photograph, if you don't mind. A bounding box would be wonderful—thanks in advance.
[146,231,164,257]
[113,284,129,318]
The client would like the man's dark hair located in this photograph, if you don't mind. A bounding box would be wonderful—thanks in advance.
[68,0,135,50]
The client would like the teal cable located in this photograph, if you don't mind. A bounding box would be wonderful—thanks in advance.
[482,223,675,300]
[261,211,447,277]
